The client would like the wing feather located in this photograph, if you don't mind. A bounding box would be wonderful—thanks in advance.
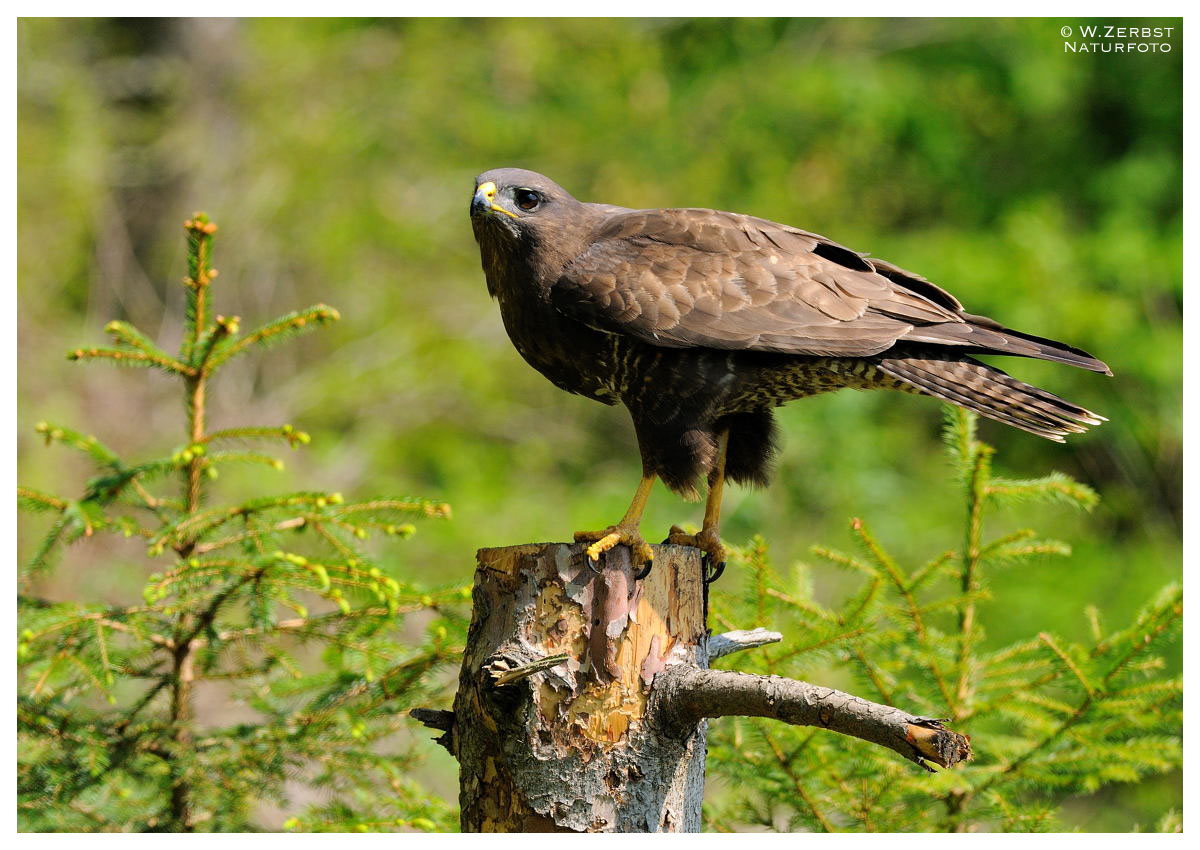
[554,209,954,357]
[552,208,1110,373]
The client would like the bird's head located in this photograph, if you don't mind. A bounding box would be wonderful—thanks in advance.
[470,169,595,271]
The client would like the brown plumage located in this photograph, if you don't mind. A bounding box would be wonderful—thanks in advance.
[469,168,1110,575]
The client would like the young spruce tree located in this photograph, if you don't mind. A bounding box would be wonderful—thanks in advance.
[703,409,1182,832]
[18,215,467,832]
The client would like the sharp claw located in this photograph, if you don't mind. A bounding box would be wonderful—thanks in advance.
[702,554,726,586]
[577,523,654,579]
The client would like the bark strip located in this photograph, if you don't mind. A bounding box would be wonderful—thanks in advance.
[651,666,972,770]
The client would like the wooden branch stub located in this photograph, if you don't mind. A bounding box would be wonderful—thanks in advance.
[707,627,783,661]
[410,708,454,732]
[488,653,570,687]
[410,708,455,754]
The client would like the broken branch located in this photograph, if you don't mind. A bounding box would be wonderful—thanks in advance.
[651,667,971,770]
[487,653,570,687]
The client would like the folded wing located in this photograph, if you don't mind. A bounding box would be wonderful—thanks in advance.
[552,208,1110,374]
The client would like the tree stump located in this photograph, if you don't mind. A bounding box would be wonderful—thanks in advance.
[451,542,707,832]
[415,541,972,833]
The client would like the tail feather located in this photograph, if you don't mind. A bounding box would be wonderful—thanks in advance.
[901,316,1113,376]
[877,355,1106,442]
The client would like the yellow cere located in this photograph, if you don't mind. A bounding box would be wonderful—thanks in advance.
[477,181,519,219]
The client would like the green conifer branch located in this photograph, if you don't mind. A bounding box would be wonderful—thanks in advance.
[1037,633,1097,696]
[772,623,872,664]
[189,315,240,373]
[207,304,340,370]
[84,460,183,509]
[763,586,838,623]
[943,406,978,479]
[983,540,1072,564]
[17,486,68,513]
[103,319,175,358]
[852,518,931,641]
[986,473,1099,511]
[848,517,905,579]
[189,517,309,555]
[745,537,772,625]
[1096,585,1182,684]
[33,422,121,467]
[1016,690,1085,717]
[148,493,336,551]
[180,214,217,363]
[27,514,77,575]
[67,346,197,377]
[762,729,838,832]
[311,521,360,559]
[905,548,956,592]
[328,497,453,519]
[842,574,883,624]
[848,646,897,704]
[809,544,877,577]
[202,425,311,448]
[201,450,286,471]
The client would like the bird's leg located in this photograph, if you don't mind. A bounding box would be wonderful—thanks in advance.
[665,429,729,584]
[574,473,656,576]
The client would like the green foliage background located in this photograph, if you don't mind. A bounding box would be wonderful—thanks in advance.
[18,18,1180,830]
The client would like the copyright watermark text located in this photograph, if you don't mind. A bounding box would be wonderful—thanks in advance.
[1062,23,1176,53]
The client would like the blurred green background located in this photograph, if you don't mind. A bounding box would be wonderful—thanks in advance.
[18,18,1181,830]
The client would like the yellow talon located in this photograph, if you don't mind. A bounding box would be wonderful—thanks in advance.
[573,473,657,573]
[664,525,726,571]
[586,532,621,561]
[665,524,692,546]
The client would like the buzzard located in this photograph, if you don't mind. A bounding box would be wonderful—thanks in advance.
[470,168,1110,581]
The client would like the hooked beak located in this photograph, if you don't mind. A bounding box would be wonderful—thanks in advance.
[472,181,519,220]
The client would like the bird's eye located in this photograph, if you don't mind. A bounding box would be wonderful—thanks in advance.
[514,189,541,211]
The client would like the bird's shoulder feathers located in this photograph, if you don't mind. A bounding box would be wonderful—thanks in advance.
[552,208,966,357]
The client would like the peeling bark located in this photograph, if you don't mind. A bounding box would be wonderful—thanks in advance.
[417,542,971,833]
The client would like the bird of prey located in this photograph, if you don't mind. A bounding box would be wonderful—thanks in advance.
[469,168,1110,581]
